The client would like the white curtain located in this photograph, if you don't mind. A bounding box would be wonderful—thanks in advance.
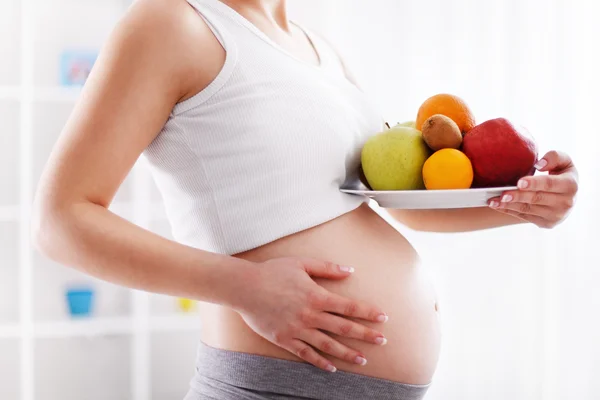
[289,1,600,399]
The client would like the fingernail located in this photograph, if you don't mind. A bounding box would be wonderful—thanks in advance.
[489,200,499,208]
[355,356,367,366]
[375,336,387,345]
[326,364,337,373]
[534,159,548,170]
[339,265,354,273]
[501,195,513,203]
[376,314,388,323]
[518,180,529,189]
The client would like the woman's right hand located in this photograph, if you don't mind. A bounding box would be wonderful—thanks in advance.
[234,257,388,372]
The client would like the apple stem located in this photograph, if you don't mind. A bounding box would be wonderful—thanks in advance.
[385,122,391,129]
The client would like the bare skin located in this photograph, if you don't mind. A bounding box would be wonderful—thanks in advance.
[31,0,578,386]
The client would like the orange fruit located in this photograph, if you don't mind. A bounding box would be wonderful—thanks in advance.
[422,149,474,190]
[416,94,476,134]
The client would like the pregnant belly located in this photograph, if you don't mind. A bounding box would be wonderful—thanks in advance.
[198,202,441,385]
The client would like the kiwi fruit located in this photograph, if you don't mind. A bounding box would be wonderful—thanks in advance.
[421,114,463,151]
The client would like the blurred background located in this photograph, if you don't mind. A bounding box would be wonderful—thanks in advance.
[0,0,598,399]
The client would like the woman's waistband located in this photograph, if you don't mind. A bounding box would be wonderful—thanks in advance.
[190,340,431,400]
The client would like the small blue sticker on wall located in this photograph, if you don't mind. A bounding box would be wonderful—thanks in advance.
[60,50,98,86]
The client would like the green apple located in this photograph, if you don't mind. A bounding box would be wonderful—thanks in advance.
[396,121,417,129]
[361,126,431,190]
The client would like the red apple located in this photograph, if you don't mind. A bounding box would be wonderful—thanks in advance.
[462,118,538,188]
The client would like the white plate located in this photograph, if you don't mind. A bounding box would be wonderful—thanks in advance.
[340,179,518,209]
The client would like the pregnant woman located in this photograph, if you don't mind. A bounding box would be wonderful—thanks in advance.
[31,0,579,399]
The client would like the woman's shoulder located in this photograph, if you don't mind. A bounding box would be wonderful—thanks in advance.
[114,0,226,102]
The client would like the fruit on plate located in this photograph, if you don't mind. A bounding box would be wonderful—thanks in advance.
[362,125,431,190]
[462,118,538,188]
[421,114,463,151]
[416,93,476,135]
[422,148,474,190]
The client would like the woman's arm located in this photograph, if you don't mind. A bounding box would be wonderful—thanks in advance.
[31,0,237,303]
[31,0,388,372]
[387,151,579,232]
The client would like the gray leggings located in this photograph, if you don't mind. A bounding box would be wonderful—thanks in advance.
[183,341,431,400]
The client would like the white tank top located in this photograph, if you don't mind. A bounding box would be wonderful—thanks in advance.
[143,0,384,255]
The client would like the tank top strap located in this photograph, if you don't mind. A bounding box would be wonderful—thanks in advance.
[171,1,239,115]
[186,0,236,47]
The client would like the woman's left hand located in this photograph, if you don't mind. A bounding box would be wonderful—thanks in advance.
[489,150,579,229]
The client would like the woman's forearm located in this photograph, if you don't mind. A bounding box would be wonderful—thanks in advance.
[32,201,256,309]
[386,207,525,233]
